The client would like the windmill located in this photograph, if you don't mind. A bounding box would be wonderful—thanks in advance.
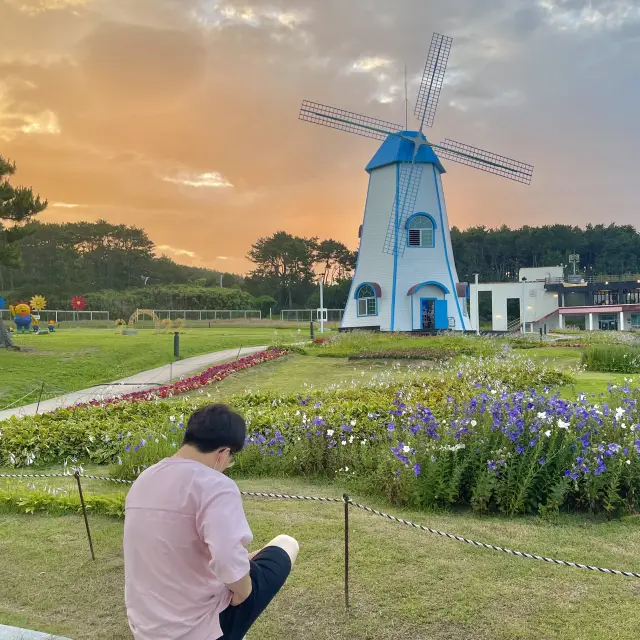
[299,33,534,333]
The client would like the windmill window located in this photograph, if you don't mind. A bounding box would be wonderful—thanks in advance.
[407,215,435,248]
[356,284,377,317]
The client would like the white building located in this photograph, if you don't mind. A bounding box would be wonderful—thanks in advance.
[341,132,470,332]
[469,267,640,333]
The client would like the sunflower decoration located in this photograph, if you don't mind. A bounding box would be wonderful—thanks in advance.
[71,295,87,311]
[115,318,126,326]
[30,295,47,311]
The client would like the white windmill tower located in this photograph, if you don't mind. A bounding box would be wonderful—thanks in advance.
[300,33,533,332]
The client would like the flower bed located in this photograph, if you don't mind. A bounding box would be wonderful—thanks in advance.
[72,348,286,408]
[11,351,637,518]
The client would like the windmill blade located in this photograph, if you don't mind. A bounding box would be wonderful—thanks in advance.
[436,139,534,185]
[382,161,423,257]
[299,100,403,141]
[414,33,453,129]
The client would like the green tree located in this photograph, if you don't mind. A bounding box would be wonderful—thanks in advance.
[0,156,47,348]
[247,231,318,308]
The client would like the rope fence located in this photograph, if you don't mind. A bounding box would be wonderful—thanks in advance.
[2,471,640,611]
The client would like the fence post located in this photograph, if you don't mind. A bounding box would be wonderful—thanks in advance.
[343,493,350,612]
[74,472,96,561]
[310,321,314,340]
[35,381,45,414]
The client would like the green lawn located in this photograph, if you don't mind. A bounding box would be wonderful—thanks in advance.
[1,477,640,640]
[184,353,427,399]
[0,327,300,410]
[196,348,623,403]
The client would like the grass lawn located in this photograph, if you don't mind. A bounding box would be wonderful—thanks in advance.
[191,348,623,403]
[184,353,427,399]
[0,327,300,410]
[1,477,640,640]
[523,347,630,397]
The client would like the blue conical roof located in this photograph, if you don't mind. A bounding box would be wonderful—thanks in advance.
[365,131,446,174]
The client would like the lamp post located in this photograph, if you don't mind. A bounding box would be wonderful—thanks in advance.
[319,274,325,334]
[521,276,527,334]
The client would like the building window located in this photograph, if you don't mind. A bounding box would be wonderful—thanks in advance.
[407,214,434,248]
[632,313,640,329]
[356,284,377,316]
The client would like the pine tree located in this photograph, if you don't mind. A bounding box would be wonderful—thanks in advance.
[0,155,47,349]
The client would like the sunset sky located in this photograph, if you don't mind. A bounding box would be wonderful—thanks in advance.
[1,0,639,273]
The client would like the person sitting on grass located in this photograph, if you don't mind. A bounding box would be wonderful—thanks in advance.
[123,403,299,640]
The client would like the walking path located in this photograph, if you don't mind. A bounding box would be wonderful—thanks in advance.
[0,624,71,639]
[0,346,266,421]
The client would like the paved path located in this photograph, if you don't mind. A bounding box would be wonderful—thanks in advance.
[0,625,70,639]
[0,346,266,421]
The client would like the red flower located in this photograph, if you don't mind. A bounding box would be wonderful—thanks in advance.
[68,349,286,410]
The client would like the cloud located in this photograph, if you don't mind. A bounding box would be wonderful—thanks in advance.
[6,0,91,15]
[0,79,61,139]
[191,2,309,31]
[538,0,640,32]
[449,89,526,112]
[350,56,393,73]
[20,109,60,134]
[157,244,198,259]
[51,201,81,208]
[162,171,234,188]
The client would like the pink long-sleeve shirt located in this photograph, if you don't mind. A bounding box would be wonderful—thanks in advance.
[123,457,253,639]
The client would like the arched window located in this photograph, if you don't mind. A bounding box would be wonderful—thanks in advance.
[407,214,435,248]
[357,284,377,317]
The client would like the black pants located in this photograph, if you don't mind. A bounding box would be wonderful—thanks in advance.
[219,546,292,639]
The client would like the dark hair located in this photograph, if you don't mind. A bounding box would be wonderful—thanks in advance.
[182,404,246,454]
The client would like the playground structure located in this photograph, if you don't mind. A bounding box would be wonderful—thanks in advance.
[125,309,185,332]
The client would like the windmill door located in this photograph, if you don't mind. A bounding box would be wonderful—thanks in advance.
[434,300,448,330]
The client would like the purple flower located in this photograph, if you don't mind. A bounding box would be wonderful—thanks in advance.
[413,463,421,477]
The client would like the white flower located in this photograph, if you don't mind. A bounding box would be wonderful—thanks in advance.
[326,429,334,437]
[537,412,547,420]
[615,407,625,419]
[470,420,477,427]
[626,460,631,465]
[557,420,570,430]
[8,452,16,466]
[345,467,349,472]
[341,440,346,446]
[621,423,627,430]
[88,434,94,442]
[545,430,552,438]
[348,435,354,444]
[350,420,356,427]
[361,439,367,445]
[169,416,176,422]
[403,445,411,453]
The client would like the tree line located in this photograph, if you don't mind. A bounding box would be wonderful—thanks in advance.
[451,223,640,283]
[4,155,640,327]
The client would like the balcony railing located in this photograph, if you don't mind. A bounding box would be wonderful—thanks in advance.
[546,274,640,285]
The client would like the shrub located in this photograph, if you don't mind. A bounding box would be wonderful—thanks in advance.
[308,332,499,358]
[582,345,640,373]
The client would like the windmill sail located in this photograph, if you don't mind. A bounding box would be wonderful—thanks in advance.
[299,101,403,141]
[437,139,534,184]
[382,161,423,257]
[415,33,453,130]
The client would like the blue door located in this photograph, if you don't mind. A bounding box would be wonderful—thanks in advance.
[434,300,448,329]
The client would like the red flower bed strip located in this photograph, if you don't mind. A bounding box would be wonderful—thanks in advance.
[73,349,286,409]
